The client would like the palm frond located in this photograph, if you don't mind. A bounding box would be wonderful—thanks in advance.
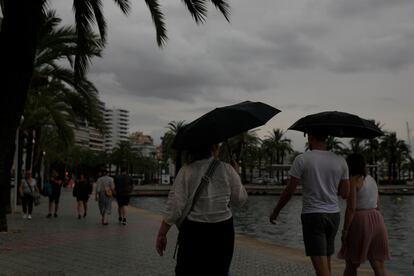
[113,0,131,14]
[181,0,207,23]
[210,0,230,22]
[90,0,107,42]
[145,0,167,46]
[73,0,95,79]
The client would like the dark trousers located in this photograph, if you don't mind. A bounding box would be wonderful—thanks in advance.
[22,193,34,214]
[175,217,234,276]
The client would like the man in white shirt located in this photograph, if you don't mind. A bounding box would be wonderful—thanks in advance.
[270,132,350,276]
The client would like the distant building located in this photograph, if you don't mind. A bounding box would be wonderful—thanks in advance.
[104,108,129,152]
[73,120,105,152]
[129,131,157,158]
[72,101,106,152]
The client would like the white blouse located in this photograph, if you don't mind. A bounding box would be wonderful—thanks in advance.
[163,157,248,225]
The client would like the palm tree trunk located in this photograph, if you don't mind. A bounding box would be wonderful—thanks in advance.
[0,0,43,231]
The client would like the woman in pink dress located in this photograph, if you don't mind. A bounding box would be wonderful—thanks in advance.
[338,153,390,276]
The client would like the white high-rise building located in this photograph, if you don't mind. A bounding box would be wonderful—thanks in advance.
[73,120,105,152]
[104,108,129,152]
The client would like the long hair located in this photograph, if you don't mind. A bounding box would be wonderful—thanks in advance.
[346,153,367,177]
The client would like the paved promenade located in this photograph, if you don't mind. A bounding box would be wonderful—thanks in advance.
[0,189,380,276]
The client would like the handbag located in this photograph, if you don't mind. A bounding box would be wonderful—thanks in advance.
[105,188,113,197]
[27,179,40,206]
[33,191,41,206]
[173,159,220,258]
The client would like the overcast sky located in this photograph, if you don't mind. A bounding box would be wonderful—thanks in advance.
[51,0,414,152]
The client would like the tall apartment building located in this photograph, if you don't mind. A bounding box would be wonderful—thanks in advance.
[73,101,106,152]
[104,108,129,152]
[73,120,105,152]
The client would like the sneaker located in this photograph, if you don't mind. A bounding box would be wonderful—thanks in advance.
[83,213,87,218]
[46,213,52,218]
[23,214,27,219]
[122,218,127,225]
[27,214,32,220]
[54,213,58,218]
[118,216,122,223]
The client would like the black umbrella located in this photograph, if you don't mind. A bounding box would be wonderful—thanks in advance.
[172,101,280,150]
[288,111,384,139]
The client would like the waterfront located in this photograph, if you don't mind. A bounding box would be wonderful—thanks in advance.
[131,195,414,275]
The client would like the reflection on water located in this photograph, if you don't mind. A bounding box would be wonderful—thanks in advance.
[131,195,414,275]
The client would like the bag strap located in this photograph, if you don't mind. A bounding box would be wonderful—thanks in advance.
[188,159,220,214]
[26,178,33,194]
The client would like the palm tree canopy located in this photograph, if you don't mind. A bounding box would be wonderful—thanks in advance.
[23,11,105,147]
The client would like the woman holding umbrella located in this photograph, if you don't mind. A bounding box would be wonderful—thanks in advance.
[155,143,248,276]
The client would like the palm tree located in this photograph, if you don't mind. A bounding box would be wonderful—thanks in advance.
[379,132,410,181]
[326,136,346,155]
[0,0,231,231]
[396,141,410,180]
[161,120,186,175]
[262,129,293,182]
[110,141,136,174]
[21,11,104,179]
[226,130,260,183]
[364,138,380,179]
[348,138,366,154]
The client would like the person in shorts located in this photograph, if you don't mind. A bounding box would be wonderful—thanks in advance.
[47,169,63,218]
[114,167,133,225]
[270,132,350,276]
[73,173,93,219]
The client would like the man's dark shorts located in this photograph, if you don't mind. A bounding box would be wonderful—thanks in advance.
[48,191,61,204]
[301,212,340,256]
[116,195,130,207]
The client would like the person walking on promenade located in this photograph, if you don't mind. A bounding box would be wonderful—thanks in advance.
[73,173,93,219]
[156,143,248,276]
[114,167,133,225]
[95,169,115,225]
[338,153,390,276]
[19,170,39,219]
[269,132,350,276]
[46,169,63,218]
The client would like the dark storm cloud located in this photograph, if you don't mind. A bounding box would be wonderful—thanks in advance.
[89,28,272,102]
[329,31,414,73]
[329,0,413,17]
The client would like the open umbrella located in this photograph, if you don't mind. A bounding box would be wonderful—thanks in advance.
[172,101,280,150]
[288,111,384,139]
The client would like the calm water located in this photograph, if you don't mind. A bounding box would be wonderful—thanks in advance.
[131,195,414,275]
